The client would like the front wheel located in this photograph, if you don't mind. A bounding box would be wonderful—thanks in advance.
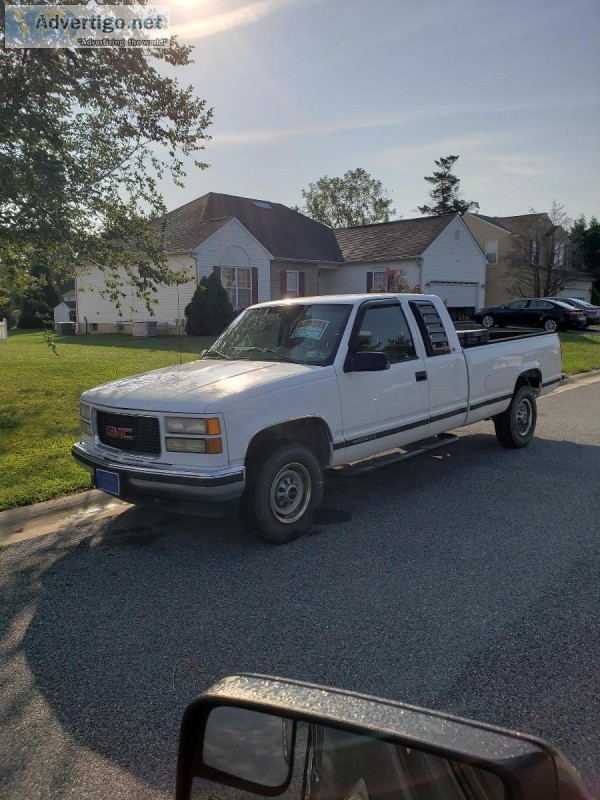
[493,386,537,448]
[481,314,495,328]
[542,318,558,332]
[240,443,324,544]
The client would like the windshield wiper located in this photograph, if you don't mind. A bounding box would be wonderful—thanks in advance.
[202,349,231,360]
[238,347,296,362]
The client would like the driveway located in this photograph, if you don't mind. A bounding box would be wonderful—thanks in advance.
[1,381,599,799]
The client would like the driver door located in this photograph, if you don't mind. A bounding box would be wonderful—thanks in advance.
[335,301,430,462]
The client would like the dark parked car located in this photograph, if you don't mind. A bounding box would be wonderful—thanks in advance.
[553,297,600,327]
[472,298,587,332]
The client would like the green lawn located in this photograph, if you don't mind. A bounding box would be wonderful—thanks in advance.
[0,331,214,511]
[560,330,600,375]
[1,328,599,512]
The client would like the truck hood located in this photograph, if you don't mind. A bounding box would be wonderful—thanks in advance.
[82,359,327,413]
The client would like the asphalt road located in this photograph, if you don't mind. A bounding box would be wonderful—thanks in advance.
[1,381,599,800]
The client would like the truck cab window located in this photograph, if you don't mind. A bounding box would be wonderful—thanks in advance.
[353,305,417,363]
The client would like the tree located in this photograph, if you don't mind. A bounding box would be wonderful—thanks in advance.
[418,155,479,216]
[185,274,235,336]
[512,200,573,297]
[0,30,212,325]
[570,214,600,279]
[296,168,396,228]
[18,265,60,328]
[370,268,421,294]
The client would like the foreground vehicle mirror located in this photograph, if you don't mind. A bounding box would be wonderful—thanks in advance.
[349,351,390,371]
[176,675,591,800]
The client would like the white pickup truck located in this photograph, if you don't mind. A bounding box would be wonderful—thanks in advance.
[73,293,562,544]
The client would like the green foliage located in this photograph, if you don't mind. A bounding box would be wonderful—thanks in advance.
[570,215,600,278]
[0,285,17,328]
[418,155,479,216]
[185,274,235,336]
[297,168,396,228]
[0,40,212,313]
[17,265,60,328]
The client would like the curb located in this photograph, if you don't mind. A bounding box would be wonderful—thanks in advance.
[0,489,128,546]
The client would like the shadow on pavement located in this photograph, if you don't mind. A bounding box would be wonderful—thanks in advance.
[3,432,599,796]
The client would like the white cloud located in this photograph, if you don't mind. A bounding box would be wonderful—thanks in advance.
[171,0,290,40]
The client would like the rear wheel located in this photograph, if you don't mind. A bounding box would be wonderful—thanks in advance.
[240,443,324,544]
[493,386,537,448]
[481,314,495,328]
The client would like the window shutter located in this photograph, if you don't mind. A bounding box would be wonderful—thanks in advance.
[299,271,306,297]
[366,271,373,292]
[213,266,221,282]
[280,270,287,298]
[251,267,258,304]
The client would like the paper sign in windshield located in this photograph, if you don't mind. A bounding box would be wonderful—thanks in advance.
[292,319,329,340]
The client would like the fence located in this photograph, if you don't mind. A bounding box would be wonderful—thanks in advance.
[0,318,7,343]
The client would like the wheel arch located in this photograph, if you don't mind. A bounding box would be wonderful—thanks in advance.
[514,368,542,396]
[244,417,333,469]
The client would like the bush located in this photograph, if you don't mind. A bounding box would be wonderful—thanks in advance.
[185,273,235,336]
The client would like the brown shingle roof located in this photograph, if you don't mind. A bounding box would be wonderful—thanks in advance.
[154,192,343,262]
[494,213,546,235]
[334,214,458,262]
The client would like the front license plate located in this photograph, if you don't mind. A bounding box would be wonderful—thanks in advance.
[96,469,120,496]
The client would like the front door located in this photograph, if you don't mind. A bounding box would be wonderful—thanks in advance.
[335,301,430,462]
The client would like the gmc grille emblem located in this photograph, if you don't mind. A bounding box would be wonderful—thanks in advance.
[105,425,133,440]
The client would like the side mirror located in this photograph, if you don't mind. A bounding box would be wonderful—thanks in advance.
[176,675,591,800]
[349,351,390,372]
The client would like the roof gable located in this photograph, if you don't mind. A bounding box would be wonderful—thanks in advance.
[155,192,343,262]
[334,214,458,262]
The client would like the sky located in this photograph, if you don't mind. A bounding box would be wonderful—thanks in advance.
[159,0,600,222]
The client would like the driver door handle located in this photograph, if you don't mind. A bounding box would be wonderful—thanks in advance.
[415,371,428,382]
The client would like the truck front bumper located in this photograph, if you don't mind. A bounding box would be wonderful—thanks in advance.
[72,442,245,516]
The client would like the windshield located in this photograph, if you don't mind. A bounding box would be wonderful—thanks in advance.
[204,304,352,365]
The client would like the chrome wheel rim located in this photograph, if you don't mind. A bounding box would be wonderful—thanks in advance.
[516,397,533,436]
[482,315,494,328]
[269,462,311,524]
[544,319,558,332]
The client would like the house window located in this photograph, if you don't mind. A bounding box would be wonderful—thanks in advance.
[554,243,565,267]
[286,271,299,298]
[373,271,387,292]
[530,239,539,264]
[484,240,498,264]
[222,267,252,309]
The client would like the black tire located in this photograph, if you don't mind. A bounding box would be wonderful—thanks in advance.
[493,385,537,448]
[481,314,495,328]
[240,443,324,544]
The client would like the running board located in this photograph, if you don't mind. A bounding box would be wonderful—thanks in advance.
[331,433,458,477]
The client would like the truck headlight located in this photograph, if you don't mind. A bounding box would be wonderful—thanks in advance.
[80,403,91,421]
[166,417,221,435]
[81,420,93,436]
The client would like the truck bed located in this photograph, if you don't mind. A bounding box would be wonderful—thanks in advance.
[454,323,553,349]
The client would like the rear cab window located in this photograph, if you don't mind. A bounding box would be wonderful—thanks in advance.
[408,300,452,356]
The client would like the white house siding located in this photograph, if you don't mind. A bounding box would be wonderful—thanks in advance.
[75,254,197,334]
[421,216,486,312]
[195,217,273,305]
[320,260,420,295]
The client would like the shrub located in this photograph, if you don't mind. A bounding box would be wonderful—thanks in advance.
[185,273,235,336]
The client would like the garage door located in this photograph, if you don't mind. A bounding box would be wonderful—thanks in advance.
[428,281,479,308]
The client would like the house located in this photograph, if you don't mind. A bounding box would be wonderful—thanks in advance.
[74,192,487,333]
[464,212,593,305]
[53,299,76,330]
[324,213,487,318]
